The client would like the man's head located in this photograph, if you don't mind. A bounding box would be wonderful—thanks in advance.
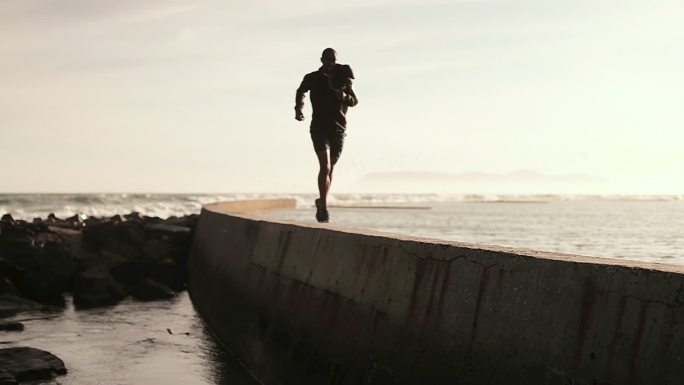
[321,48,337,71]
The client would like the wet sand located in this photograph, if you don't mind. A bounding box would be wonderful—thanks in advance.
[1,292,257,385]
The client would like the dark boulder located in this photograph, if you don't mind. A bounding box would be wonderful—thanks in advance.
[33,231,62,247]
[142,215,164,225]
[48,226,90,261]
[82,219,115,249]
[1,220,46,237]
[129,279,175,301]
[144,223,193,267]
[163,214,199,230]
[111,258,183,291]
[44,213,88,230]
[114,221,146,247]
[83,219,146,257]
[2,211,196,309]
[0,214,14,224]
[124,212,145,222]
[70,213,88,225]
[143,238,177,261]
[0,234,41,290]
[0,370,16,385]
[0,347,66,382]
[0,322,24,332]
[100,237,144,260]
[12,255,74,306]
[144,223,192,241]
[0,294,44,317]
[73,269,126,309]
[0,233,37,270]
[1,234,75,305]
[36,234,75,278]
[0,277,18,295]
[80,250,127,272]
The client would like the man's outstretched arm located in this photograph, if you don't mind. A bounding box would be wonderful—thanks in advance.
[295,76,309,121]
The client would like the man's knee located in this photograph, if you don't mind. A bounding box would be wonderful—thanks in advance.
[319,161,332,174]
[317,152,331,172]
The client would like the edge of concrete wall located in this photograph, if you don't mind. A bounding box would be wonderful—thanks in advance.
[189,199,684,385]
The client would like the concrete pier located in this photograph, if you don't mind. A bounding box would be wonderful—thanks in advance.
[189,199,684,385]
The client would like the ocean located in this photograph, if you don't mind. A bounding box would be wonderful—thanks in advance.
[263,195,684,265]
[3,193,681,264]
[2,193,683,384]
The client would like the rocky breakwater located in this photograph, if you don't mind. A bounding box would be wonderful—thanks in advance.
[0,211,197,384]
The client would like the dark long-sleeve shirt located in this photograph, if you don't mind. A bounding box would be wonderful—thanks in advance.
[295,64,358,131]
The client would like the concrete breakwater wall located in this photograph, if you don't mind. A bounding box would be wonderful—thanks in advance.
[188,199,684,385]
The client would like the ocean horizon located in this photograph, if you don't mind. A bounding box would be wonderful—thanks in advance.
[2,192,683,221]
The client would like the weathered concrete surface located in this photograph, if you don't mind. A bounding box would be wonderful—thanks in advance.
[189,199,684,385]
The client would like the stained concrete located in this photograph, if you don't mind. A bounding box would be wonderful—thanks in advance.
[189,199,684,385]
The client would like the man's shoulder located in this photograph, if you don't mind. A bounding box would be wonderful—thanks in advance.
[336,64,354,79]
[304,70,321,79]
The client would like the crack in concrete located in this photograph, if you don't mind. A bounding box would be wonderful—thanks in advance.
[603,290,681,310]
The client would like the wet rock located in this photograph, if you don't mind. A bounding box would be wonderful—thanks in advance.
[49,227,94,262]
[124,212,145,222]
[1,220,46,237]
[100,237,144,261]
[130,279,175,301]
[0,277,18,296]
[0,347,66,382]
[32,232,62,247]
[43,213,88,230]
[0,294,44,317]
[0,214,13,224]
[37,236,76,286]
[143,238,177,260]
[0,229,34,243]
[0,322,24,332]
[73,269,126,309]
[1,212,196,309]
[83,220,145,258]
[111,258,183,291]
[1,234,75,305]
[116,221,146,247]
[13,268,69,306]
[81,250,127,272]
[144,223,192,240]
[163,214,199,230]
[0,370,17,385]
[142,215,164,225]
[0,234,41,284]
[144,223,193,267]
[82,220,116,249]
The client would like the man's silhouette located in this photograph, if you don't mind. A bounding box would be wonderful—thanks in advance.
[295,48,358,222]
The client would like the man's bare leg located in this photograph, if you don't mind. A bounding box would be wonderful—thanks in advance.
[316,148,333,209]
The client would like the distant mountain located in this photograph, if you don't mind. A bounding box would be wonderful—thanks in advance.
[354,170,605,193]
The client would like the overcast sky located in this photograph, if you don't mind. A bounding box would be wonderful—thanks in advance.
[1,0,682,194]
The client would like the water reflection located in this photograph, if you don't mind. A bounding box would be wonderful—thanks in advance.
[197,323,259,385]
[1,293,259,385]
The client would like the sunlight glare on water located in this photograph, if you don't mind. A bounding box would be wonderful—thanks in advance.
[1,293,258,385]
[262,200,684,264]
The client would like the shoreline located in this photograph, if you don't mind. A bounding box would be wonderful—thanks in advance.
[0,211,198,383]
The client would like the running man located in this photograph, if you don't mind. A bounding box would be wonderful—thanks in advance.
[295,48,358,223]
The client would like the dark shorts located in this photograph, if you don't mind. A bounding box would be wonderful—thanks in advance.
[310,126,346,164]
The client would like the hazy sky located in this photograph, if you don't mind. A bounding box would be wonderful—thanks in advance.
[2,0,682,194]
